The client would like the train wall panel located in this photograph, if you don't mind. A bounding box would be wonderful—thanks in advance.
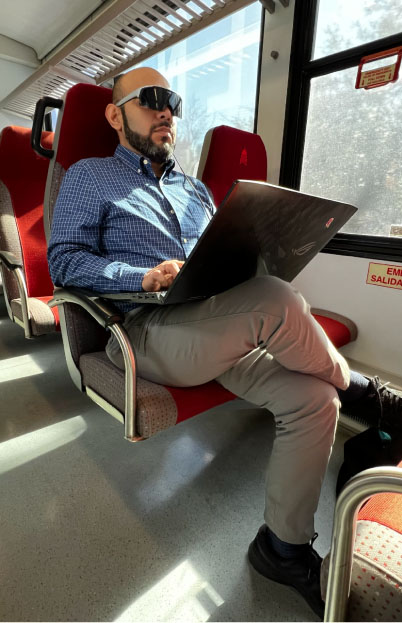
[292,252,402,381]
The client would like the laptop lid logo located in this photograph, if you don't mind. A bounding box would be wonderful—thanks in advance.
[326,217,334,228]
[292,242,316,256]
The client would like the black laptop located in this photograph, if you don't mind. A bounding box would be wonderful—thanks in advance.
[104,180,357,305]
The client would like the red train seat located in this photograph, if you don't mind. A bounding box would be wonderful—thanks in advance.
[0,126,59,338]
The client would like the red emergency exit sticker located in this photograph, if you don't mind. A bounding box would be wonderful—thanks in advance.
[366,262,402,290]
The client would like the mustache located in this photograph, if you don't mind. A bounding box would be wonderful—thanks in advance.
[151,121,173,131]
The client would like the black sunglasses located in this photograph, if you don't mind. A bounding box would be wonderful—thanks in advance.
[116,85,182,118]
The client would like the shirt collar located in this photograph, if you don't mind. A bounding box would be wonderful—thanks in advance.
[114,144,175,177]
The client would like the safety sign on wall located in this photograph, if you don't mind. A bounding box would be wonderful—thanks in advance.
[367,262,402,290]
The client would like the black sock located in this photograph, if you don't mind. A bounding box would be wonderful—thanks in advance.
[265,526,309,559]
[337,371,370,403]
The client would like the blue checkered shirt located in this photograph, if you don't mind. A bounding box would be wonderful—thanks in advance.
[48,145,215,312]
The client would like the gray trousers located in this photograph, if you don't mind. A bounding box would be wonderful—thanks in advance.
[106,276,350,543]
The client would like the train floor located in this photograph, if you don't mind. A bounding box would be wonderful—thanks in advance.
[0,294,350,623]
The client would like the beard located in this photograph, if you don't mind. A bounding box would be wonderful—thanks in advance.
[121,106,175,164]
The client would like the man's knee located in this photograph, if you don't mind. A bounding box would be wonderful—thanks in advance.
[243,275,307,314]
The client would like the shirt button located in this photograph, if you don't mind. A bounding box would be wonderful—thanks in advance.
[183,238,187,243]
[170,209,174,215]
[143,159,148,165]
[137,168,141,174]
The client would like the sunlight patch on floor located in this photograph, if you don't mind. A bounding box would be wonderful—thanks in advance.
[135,435,217,510]
[114,560,224,622]
[0,416,87,475]
[0,353,45,383]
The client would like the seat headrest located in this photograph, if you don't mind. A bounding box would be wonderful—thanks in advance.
[0,126,53,183]
[56,83,119,170]
[200,125,267,207]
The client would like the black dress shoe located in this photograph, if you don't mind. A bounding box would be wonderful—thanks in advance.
[248,525,324,619]
[341,376,402,431]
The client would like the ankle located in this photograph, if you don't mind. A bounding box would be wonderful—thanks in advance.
[338,371,370,403]
[264,525,310,559]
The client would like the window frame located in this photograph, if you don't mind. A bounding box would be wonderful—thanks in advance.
[280,0,402,260]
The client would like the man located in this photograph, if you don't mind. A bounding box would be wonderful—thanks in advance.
[48,67,401,618]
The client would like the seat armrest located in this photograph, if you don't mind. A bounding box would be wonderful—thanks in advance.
[49,286,140,441]
[0,249,23,270]
[49,287,124,328]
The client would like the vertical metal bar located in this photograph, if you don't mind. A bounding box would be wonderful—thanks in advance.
[109,324,139,441]
[324,467,402,622]
[14,267,32,338]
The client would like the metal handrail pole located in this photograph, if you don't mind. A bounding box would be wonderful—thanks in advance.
[109,323,138,441]
[324,466,402,622]
[14,266,32,338]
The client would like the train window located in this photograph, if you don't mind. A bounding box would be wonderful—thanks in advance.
[50,108,59,130]
[314,0,402,60]
[282,0,402,258]
[301,66,402,237]
[136,3,262,175]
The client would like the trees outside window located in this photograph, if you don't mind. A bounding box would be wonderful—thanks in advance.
[301,1,402,237]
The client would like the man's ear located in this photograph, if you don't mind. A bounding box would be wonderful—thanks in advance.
[105,103,123,132]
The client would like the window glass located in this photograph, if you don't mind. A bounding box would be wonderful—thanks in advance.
[50,108,59,129]
[300,67,402,237]
[137,3,262,175]
[313,0,402,60]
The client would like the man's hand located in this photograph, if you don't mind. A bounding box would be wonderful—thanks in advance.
[142,260,185,292]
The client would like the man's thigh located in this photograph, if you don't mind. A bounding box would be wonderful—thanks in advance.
[106,273,349,390]
[109,276,291,386]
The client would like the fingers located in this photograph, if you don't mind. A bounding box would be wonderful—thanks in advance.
[167,260,183,277]
[142,260,184,292]
[150,269,173,290]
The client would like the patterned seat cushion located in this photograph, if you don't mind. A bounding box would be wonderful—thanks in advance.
[10,296,59,335]
[79,351,236,438]
[78,307,357,439]
[321,520,402,621]
[321,461,402,619]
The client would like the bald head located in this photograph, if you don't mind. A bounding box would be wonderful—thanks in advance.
[106,66,177,174]
[112,67,170,104]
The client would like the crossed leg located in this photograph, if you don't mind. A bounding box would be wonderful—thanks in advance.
[106,275,350,541]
